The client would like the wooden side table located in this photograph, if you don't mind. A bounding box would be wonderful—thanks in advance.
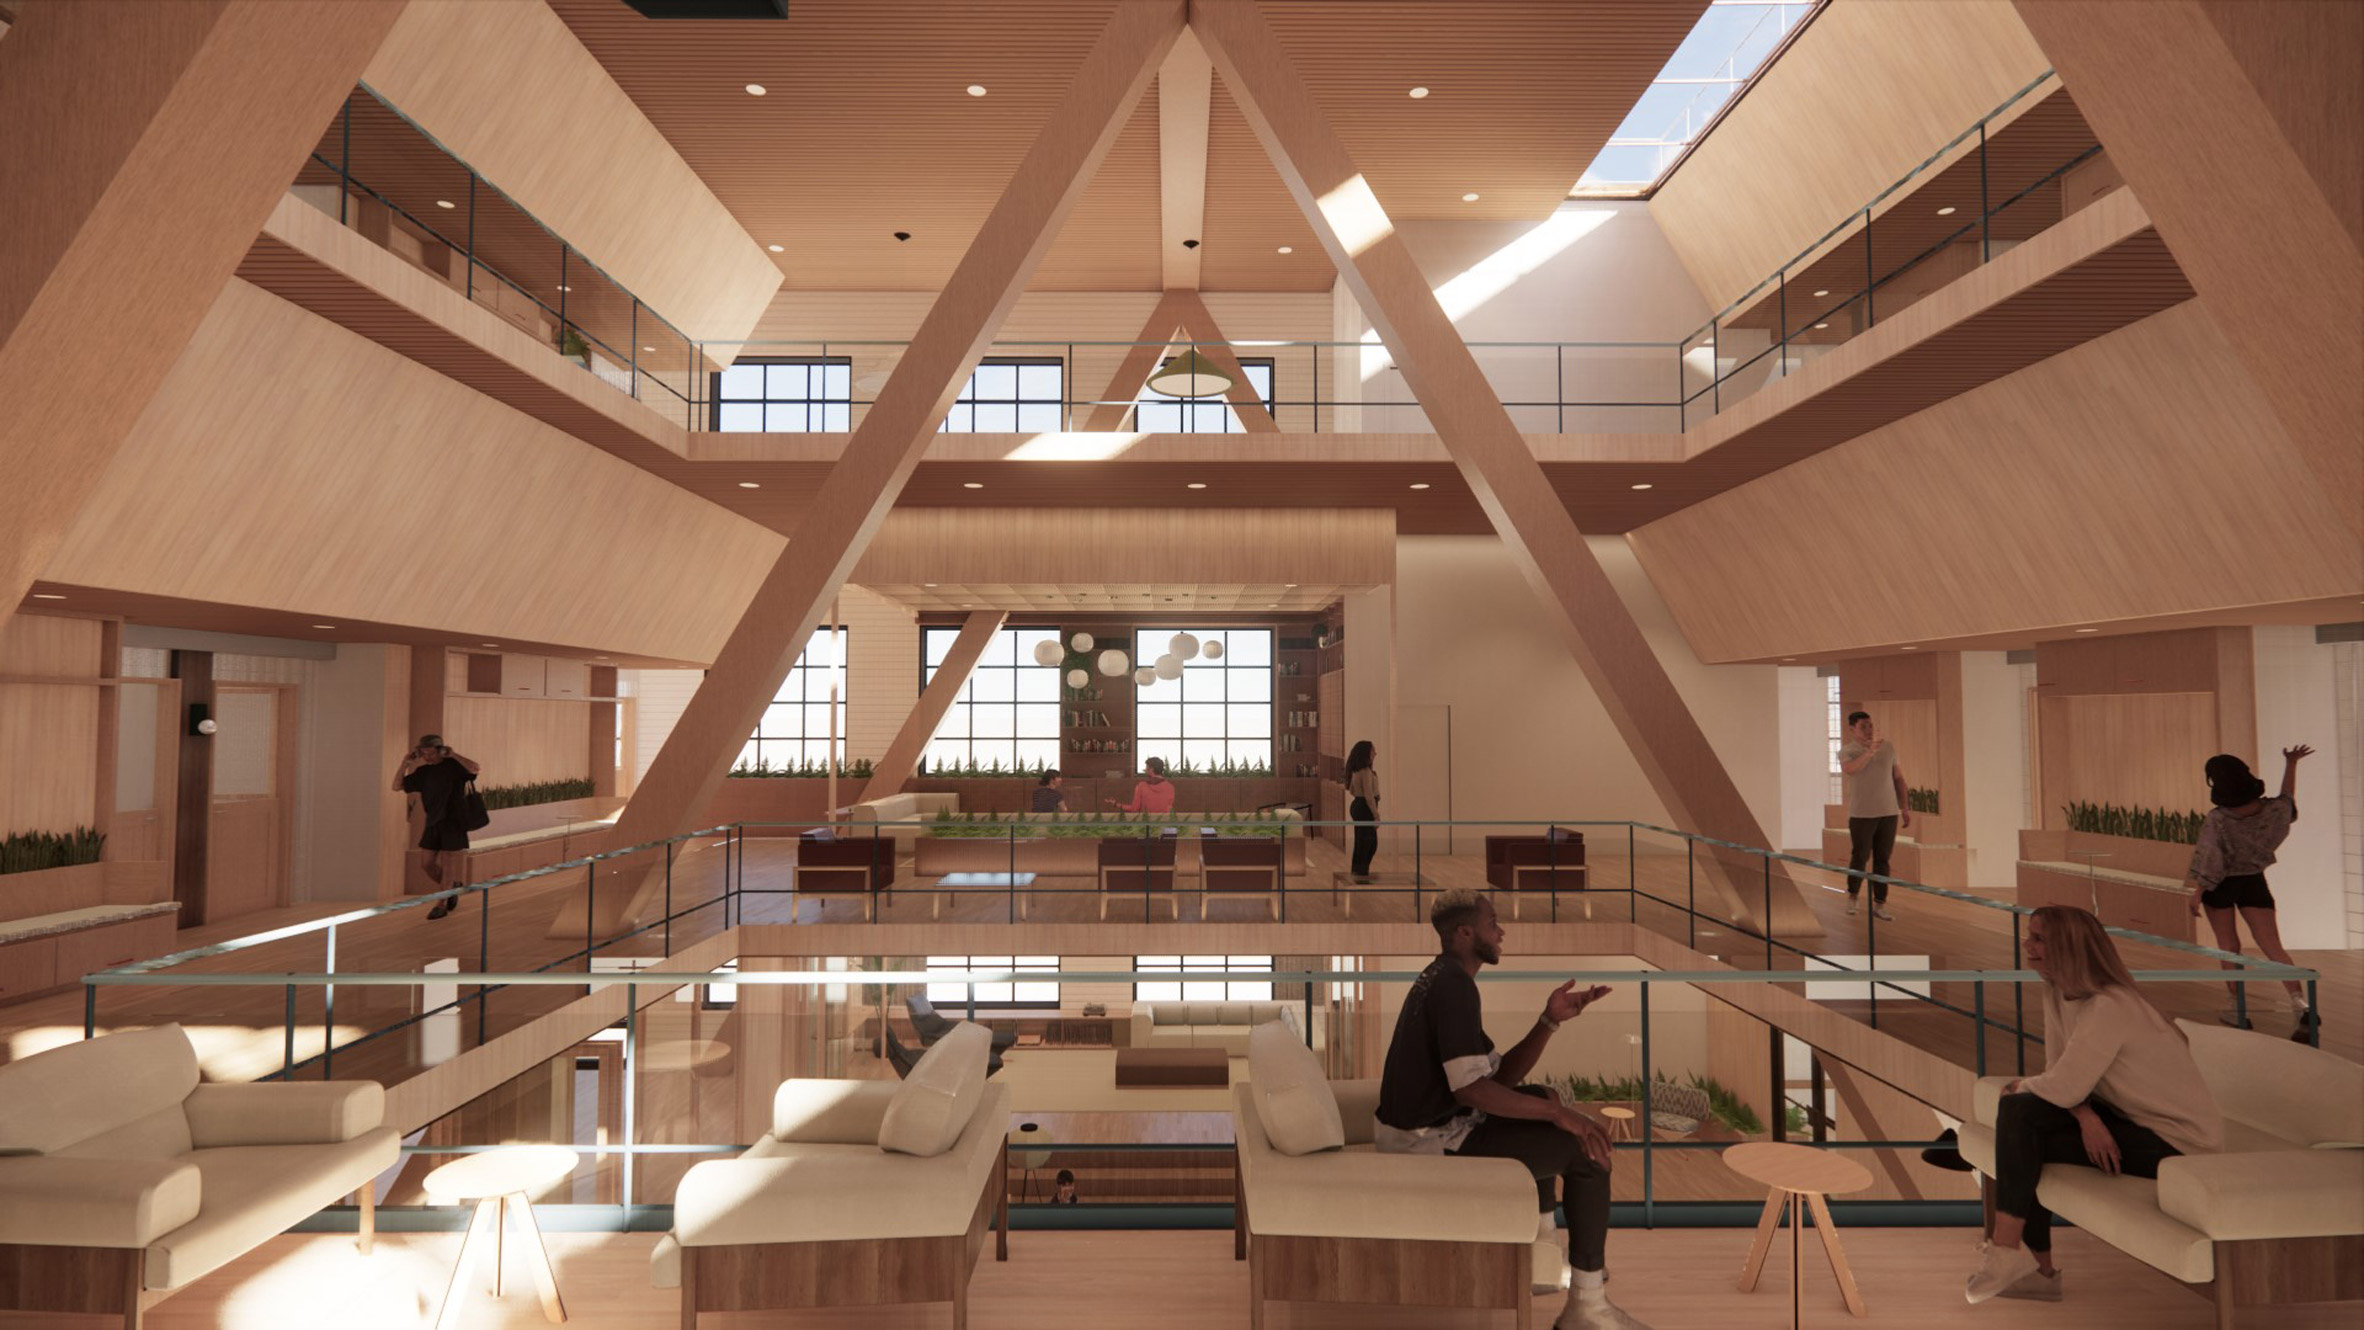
[1722,1141,1873,1324]
[423,1144,581,1328]
[1597,1106,1637,1141]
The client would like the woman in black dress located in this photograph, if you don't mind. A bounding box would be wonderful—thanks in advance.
[393,734,481,919]
[1345,739,1380,881]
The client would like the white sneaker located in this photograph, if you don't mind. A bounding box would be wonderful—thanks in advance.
[1965,1241,2039,1303]
[1846,898,1860,916]
[1872,904,1896,922]
[1533,1236,1569,1293]
[1998,1266,2062,1302]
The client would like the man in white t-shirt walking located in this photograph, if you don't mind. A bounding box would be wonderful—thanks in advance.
[1836,710,1911,920]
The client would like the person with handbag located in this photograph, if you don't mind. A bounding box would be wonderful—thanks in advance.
[394,734,483,919]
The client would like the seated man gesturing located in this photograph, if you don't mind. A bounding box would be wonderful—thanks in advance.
[1375,889,1649,1330]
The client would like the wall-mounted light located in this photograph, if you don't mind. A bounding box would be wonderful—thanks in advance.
[188,704,215,737]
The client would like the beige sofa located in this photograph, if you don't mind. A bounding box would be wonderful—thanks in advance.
[656,1022,1009,1328]
[1958,1020,2364,1326]
[1133,1000,1302,1056]
[847,792,961,851]
[1234,1022,1541,1330]
[0,1023,399,1328]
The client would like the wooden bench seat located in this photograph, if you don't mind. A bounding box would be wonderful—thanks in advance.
[0,902,182,1005]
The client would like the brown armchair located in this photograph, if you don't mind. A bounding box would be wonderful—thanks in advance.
[795,831,896,921]
[1097,835,1180,920]
[1199,837,1284,921]
[1483,831,1587,919]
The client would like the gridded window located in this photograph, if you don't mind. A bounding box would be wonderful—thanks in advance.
[927,955,1059,1009]
[1825,675,1844,805]
[1135,954,1274,1003]
[922,627,1062,772]
[737,627,846,770]
[712,357,851,432]
[940,358,1064,433]
[1133,360,1275,434]
[1134,629,1273,770]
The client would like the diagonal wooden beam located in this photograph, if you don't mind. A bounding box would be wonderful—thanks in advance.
[1172,290,1280,432]
[1082,289,1192,431]
[857,610,1006,805]
[1194,0,1813,933]
[0,0,406,628]
[569,0,1185,936]
[1821,1059,1925,1201]
[1157,26,1213,290]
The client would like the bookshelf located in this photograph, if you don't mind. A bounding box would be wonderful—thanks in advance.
[1058,626,1135,774]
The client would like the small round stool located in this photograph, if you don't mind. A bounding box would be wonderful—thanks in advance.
[1597,1106,1637,1141]
[423,1144,580,1329]
[1722,1141,1872,1325]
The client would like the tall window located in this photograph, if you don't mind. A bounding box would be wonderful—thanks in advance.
[1133,628,1274,770]
[940,358,1064,433]
[922,626,1062,773]
[711,357,851,432]
[927,955,1059,1010]
[738,627,846,770]
[1825,674,1844,805]
[1574,2,1820,196]
[1135,954,1274,1003]
[1133,359,1275,433]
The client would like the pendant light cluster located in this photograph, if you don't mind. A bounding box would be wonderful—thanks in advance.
[1033,631,1135,687]
[1138,631,1222,690]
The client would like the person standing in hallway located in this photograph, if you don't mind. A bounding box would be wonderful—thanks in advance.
[1346,739,1381,881]
[395,735,481,919]
[1837,710,1911,920]
[2185,747,2316,1034]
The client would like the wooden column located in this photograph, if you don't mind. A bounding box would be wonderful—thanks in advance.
[2010,0,2363,539]
[1194,0,1812,932]
[2210,626,2257,761]
[94,619,122,853]
[1933,651,1969,844]
[571,0,1185,936]
[859,611,1007,805]
[0,0,407,626]
[170,650,214,926]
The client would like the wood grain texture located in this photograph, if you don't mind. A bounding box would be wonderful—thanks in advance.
[1196,0,1811,934]
[1631,302,2364,664]
[1081,290,1194,431]
[860,610,1006,803]
[2011,0,2364,538]
[444,696,596,787]
[360,0,780,344]
[588,1,1188,937]
[848,508,1393,589]
[1159,28,1213,291]
[0,614,101,837]
[1650,0,2052,312]
[0,0,405,628]
[40,279,785,666]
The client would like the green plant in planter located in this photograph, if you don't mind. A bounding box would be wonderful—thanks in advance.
[2061,800,2205,845]
[476,778,596,811]
[1905,786,1941,814]
[0,826,106,876]
[557,326,591,362]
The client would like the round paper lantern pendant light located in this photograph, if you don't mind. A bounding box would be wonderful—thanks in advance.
[1145,349,1233,398]
[1133,666,1158,687]
[1066,668,1089,689]
[1154,654,1184,680]
[1069,631,1095,653]
[1097,649,1129,677]
[1169,632,1200,661]
[1202,640,1224,660]
[1032,640,1065,667]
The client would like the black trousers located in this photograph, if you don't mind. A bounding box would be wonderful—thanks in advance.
[1846,815,1898,903]
[1350,797,1378,875]
[1451,1086,1611,1271]
[1992,1092,2177,1252]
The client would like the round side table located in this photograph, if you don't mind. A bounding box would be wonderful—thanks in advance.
[1597,1106,1637,1141]
[423,1144,580,1329]
[1722,1141,1873,1325]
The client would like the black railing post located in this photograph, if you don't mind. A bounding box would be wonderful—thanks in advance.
[1974,980,1987,1076]
[284,984,298,1081]
[478,885,491,1043]
[322,923,337,1077]
[338,97,351,225]
[1674,343,1685,431]
[465,173,476,299]
[83,983,96,1040]
[1978,122,1991,263]
[1777,269,1789,377]
[2012,911,2027,1075]
[2306,978,2320,1048]
[1687,839,1696,947]
[1555,344,1565,432]
[1764,857,1773,968]
[1867,886,1878,1030]
[1710,318,1720,414]
[558,246,569,334]
[1640,979,1654,1226]
[631,302,640,400]
[664,841,674,953]
[1862,207,1876,328]
[585,860,596,976]
[622,981,638,1209]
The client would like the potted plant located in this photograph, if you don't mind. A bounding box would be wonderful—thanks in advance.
[558,325,592,369]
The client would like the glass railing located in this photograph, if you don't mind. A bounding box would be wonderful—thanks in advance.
[76,814,2321,1102]
[290,85,702,419]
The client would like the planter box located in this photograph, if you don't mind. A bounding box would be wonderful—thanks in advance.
[2020,829,2194,881]
[914,829,1307,879]
[0,861,107,926]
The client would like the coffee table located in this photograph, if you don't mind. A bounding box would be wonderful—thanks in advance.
[422,1143,579,1328]
[1724,1140,1872,1324]
[1114,1046,1229,1088]
[933,871,1037,920]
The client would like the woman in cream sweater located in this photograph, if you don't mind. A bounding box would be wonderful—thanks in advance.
[1967,905,2222,1305]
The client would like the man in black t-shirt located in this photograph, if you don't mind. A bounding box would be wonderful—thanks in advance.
[1376,889,1649,1330]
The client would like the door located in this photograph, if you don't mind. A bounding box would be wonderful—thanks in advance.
[206,684,294,921]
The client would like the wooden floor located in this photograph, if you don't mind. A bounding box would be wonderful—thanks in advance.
[34,1227,2355,1329]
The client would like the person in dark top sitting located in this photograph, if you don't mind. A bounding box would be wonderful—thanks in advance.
[1031,769,1068,814]
[1376,888,1645,1330]
[1052,1168,1079,1204]
[393,734,480,919]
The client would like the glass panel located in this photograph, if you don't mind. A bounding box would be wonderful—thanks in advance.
[1226,703,1272,737]
[1179,667,1224,703]
[1225,631,1272,668]
[1137,703,1181,737]
[1015,668,1059,703]
[973,402,1018,433]
[1016,402,1061,433]
[1016,704,1059,739]
[718,402,762,431]
[924,628,957,668]
[969,669,1014,703]
[1228,669,1271,703]
[1018,363,1061,399]
[719,364,766,398]
[971,704,1014,739]
[971,364,1016,400]
[980,631,1017,668]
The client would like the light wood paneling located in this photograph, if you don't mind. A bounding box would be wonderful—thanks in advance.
[2039,693,2218,818]
[849,508,1393,589]
[39,279,785,665]
[1630,303,2364,664]
[0,0,404,626]
[444,696,595,786]
[359,0,780,343]
[205,795,282,924]
[2011,0,2364,539]
[0,614,100,836]
[1649,0,2052,312]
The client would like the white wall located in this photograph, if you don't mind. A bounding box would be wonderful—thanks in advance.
[1960,650,2028,886]
[300,646,399,903]
[1393,535,1781,843]
[1776,667,1828,851]
[2334,642,2363,948]
[2252,627,2347,949]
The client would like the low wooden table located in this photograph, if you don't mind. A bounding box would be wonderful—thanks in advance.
[422,1144,580,1328]
[1113,1046,1229,1088]
[1724,1141,1873,1325]
[932,871,1036,920]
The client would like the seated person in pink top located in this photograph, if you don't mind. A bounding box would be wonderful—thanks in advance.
[1107,757,1177,816]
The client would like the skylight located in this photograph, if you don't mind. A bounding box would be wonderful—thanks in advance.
[1572,0,1820,197]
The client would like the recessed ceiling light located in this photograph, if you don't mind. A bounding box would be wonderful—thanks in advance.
[595,656,609,661]
[1812,289,1829,297]
[1814,321,1830,329]
[1630,483,1653,491]
[1901,645,1917,650]
[1408,86,1430,98]
[435,200,455,210]
[962,482,984,489]
[1276,245,1293,254]
[745,83,766,96]
[1186,482,1207,490]
[482,642,499,647]
[767,244,784,253]
[1781,657,1796,662]
[643,345,657,352]
[1936,205,1957,216]
[966,84,987,97]
[556,285,571,292]
[738,481,760,489]
[1462,192,1480,202]
[2074,628,2099,634]
[312,623,337,629]
[1284,583,1297,588]
[31,593,65,600]
[1408,482,1431,490]
[923,583,938,588]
